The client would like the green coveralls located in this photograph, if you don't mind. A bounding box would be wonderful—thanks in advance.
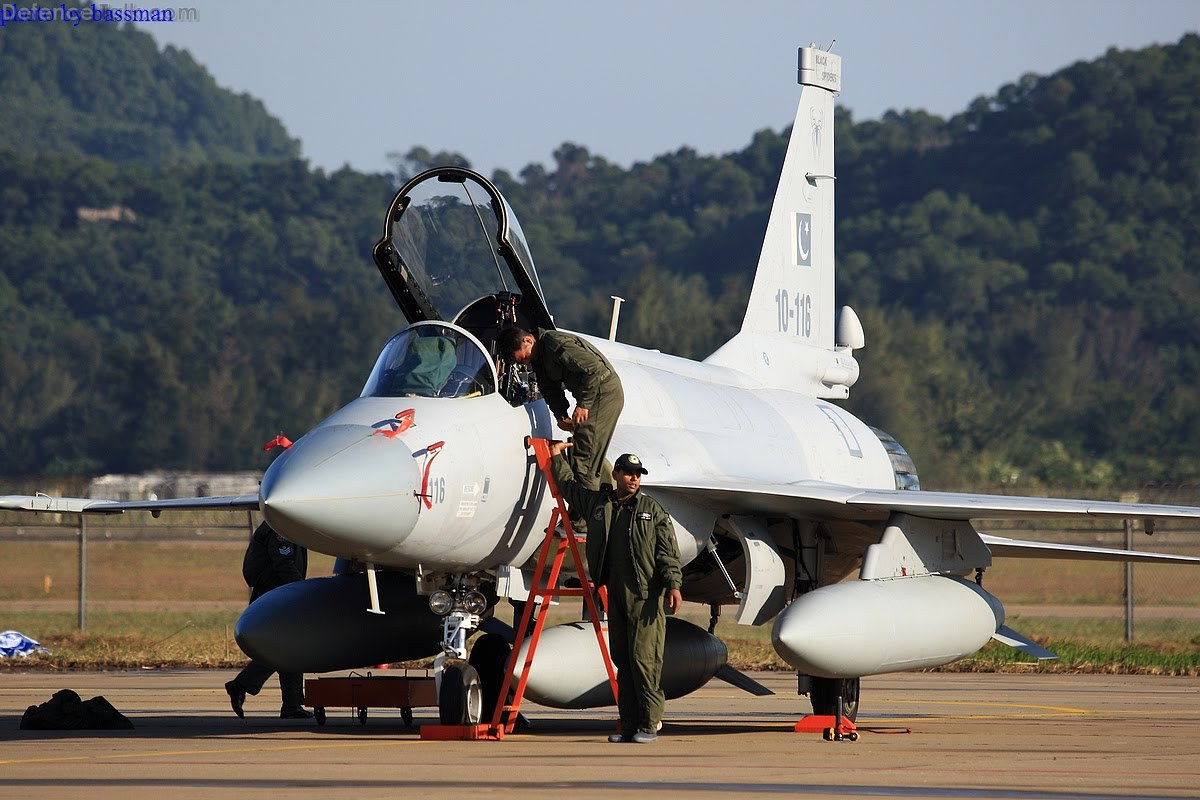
[551,454,683,735]
[533,329,624,490]
[235,523,309,710]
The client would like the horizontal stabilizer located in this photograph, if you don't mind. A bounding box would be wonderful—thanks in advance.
[713,664,775,696]
[992,625,1058,660]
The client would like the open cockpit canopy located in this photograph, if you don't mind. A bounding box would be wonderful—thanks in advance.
[372,167,553,351]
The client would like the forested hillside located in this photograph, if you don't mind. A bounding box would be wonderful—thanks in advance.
[0,1,298,164]
[1,23,1197,490]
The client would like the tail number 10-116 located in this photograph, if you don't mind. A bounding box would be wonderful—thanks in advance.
[775,289,812,337]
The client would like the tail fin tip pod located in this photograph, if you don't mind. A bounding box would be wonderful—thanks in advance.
[706,45,862,399]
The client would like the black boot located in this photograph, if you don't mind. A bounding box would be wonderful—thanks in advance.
[224,680,246,719]
[280,706,314,719]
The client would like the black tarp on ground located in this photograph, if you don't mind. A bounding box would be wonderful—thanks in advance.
[20,688,134,730]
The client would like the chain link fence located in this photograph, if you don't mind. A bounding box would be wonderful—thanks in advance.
[3,489,1198,646]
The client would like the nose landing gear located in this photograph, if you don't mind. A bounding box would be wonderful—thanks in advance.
[427,576,492,725]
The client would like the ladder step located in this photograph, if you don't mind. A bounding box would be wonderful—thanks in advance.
[530,588,590,598]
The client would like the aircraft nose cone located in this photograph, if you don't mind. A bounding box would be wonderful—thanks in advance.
[260,424,421,559]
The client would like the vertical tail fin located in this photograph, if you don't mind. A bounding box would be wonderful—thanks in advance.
[706,46,859,398]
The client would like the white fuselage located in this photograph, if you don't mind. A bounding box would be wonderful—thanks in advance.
[595,335,894,491]
[264,329,897,574]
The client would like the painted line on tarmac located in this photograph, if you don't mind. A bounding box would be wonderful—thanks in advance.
[2,778,1192,797]
[882,698,1091,716]
[588,781,1199,798]
[0,738,406,766]
[881,699,1200,721]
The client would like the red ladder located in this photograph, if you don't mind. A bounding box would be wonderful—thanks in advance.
[420,437,617,741]
[490,437,618,736]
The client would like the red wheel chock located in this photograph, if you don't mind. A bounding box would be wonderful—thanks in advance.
[794,714,859,741]
[420,724,503,741]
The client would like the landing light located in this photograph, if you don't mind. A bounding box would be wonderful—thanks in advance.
[429,589,454,616]
[463,591,488,615]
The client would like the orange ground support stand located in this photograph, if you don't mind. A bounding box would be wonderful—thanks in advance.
[420,438,617,741]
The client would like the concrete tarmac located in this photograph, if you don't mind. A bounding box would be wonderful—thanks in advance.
[1,670,1198,799]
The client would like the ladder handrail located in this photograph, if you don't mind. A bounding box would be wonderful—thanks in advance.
[488,437,619,734]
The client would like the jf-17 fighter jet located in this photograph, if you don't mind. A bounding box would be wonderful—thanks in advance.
[6,44,1200,727]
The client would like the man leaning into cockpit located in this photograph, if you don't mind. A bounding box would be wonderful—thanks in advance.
[499,326,624,491]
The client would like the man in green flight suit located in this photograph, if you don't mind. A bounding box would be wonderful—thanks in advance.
[500,327,624,491]
[549,441,683,744]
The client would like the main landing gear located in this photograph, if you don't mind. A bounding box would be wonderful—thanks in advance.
[808,676,860,721]
[795,675,861,741]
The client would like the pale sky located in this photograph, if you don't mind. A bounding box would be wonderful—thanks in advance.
[137,0,1199,177]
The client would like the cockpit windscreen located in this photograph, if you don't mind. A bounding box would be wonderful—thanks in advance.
[361,324,496,399]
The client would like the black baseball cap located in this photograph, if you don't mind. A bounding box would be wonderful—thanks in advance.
[614,453,648,475]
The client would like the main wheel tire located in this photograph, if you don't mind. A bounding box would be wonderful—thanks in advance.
[809,677,860,722]
[469,632,512,723]
[439,661,484,725]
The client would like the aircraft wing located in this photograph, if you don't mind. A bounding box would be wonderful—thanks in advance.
[0,494,260,514]
[977,534,1199,563]
[648,480,1200,564]
[841,487,1200,522]
[649,478,1200,521]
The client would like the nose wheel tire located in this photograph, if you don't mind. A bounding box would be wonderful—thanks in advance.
[438,661,484,725]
